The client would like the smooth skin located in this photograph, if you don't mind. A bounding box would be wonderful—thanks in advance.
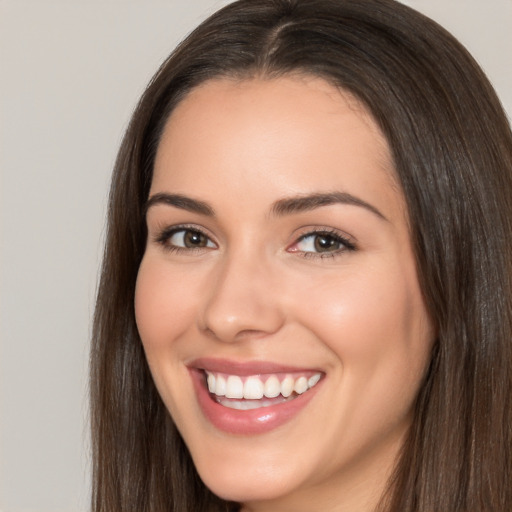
[135,75,434,512]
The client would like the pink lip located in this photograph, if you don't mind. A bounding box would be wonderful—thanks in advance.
[188,359,323,435]
[190,357,320,376]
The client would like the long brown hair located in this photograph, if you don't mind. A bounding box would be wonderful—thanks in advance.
[90,1,512,510]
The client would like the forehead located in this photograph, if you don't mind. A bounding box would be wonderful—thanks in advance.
[151,76,403,222]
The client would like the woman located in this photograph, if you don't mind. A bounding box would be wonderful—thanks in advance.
[90,0,512,510]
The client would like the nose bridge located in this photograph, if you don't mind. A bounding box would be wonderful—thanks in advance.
[199,244,284,342]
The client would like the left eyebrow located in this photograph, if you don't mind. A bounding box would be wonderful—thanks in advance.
[270,191,388,221]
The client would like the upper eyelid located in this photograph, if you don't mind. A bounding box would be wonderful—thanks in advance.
[288,227,358,255]
[153,223,215,238]
[292,226,357,244]
[153,224,217,246]
[153,226,218,255]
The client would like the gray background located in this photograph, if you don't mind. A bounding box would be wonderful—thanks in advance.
[1,1,510,511]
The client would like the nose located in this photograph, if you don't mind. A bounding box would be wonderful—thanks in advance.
[198,251,285,343]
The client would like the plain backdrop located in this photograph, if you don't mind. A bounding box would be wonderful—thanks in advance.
[1,1,510,511]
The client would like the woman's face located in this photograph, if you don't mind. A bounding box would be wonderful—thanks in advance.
[135,76,434,511]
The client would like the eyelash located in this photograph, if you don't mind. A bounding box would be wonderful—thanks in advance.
[153,225,357,258]
[154,224,215,254]
[291,228,357,259]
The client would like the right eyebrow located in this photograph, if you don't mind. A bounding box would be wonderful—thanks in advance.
[270,191,388,221]
[144,192,215,217]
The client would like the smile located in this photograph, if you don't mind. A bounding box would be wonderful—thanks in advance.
[205,371,322,410]
[189,360,324,435]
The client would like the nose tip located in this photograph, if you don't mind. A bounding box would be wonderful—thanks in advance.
[202,317,274,344]
[198,259,285,343]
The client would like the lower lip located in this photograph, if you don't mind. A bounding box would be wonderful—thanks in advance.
[190,369,321,435]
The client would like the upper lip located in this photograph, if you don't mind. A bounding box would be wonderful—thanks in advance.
[189,357,322,376]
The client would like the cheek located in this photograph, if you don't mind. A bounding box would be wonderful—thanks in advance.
[134,256,203,424]
[135,254,204,388]
[290,259,432,388]
[288,261,433,461]
[135,260,168,349]
[134,256,199,356]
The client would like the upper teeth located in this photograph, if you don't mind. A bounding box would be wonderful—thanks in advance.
[205,371,322,400]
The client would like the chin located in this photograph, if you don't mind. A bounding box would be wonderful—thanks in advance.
[199,464,298,504]
[185,438,307,504]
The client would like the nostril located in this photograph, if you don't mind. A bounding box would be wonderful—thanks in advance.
[199,304,285,343]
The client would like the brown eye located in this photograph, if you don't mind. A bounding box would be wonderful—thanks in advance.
[295,233,344,253]
[313,234,342,252]
[288,230,356,258]
[167,229,215,250]
[183,230,208,248]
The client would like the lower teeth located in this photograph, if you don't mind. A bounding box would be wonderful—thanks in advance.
[215,394,296,410]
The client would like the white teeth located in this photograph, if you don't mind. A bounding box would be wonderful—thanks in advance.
[308,373,321,388]
[281,375,294,398]
[205,371,322,401]
[264,376,281,398]
[225,375,244,399]
[294,376,308,394]
[207,372,216,393]
[244,376,264,399]
[215,374,226,396]
[218,396,293,410]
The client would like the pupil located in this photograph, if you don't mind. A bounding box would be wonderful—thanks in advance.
[314,235,338,252]
[184,230,206,248]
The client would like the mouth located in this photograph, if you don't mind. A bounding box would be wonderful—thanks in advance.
[205,370,322,410]
[189,359,324,435]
